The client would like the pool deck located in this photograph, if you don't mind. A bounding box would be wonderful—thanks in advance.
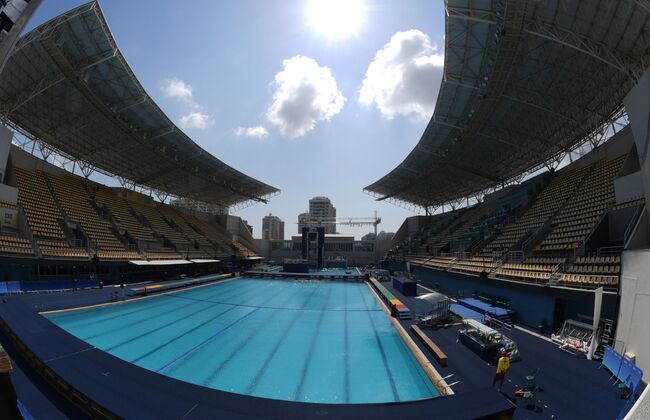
[0,279,515,419]
[244,270,364,281]
[384,281,635,420]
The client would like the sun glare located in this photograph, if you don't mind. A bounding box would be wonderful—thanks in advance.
[305,0,367,41]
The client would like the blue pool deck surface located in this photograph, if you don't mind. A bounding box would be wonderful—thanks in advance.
[46,277,438,404]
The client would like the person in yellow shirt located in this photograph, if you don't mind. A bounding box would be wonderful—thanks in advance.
[492,350,510,392]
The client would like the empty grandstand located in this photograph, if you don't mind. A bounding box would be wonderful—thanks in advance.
[0,2,277,285]
[371,0,650,417]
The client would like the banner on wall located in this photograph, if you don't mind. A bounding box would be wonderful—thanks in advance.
[0,206,17,228]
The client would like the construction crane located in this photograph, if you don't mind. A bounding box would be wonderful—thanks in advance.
[300,211,381,236]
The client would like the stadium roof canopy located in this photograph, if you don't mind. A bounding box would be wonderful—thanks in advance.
[0,1,279,207]
[365,0,650,209]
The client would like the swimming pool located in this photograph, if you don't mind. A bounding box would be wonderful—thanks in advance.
[46,278,438,404]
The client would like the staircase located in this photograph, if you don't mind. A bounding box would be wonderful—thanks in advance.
[489,259,503,276]
[594,319,614,359]
[16,202,40,258]
[85,185,134,251]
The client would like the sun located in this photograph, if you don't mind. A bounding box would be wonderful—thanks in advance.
[305,0,367,41]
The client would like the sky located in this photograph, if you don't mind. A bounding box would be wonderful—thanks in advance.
[25,0,446,239]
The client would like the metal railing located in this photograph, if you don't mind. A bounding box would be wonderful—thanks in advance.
[623,203,645,243]
[597,246,624,257]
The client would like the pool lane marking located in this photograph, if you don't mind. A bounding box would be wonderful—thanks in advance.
[131,305,239,365]
[133,281,279,365]
[357,284,400,402]
[79,282,246,341]
[102,281,277,349]
[156,286,286,372]
[41,274,237,315]
[245,282,323,394]
[69,278,251,341]
[155,307,261,373]
[48,278,244,328]
[103,299,232,352]
[163,294,381,313]
[343,284,350,403]
[198,282,310,386]
[293,283,334,401]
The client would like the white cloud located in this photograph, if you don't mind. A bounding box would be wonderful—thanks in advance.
[179,112,211,130]
[235,126,270,139]
[161,78,194,103]
[267,55,346,139]
[162,78,214,130]
[359,29,444,119]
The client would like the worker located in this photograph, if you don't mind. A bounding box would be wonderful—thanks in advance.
[492,349,510,392]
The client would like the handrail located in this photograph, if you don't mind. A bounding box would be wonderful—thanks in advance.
[623,203,645,243]
[597,246,624,257]
[577,207,610,256]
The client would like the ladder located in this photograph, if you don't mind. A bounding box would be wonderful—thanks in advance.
[595,319,614,359]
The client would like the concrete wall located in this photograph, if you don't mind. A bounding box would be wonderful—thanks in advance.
[0,184,17,204]
[616,249,650,381]
[9,145,69,175]
[624,67,650,243]
[615,170,645,203]
[0,125,11,184]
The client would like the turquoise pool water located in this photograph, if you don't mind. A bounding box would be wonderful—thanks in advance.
[46,278,438,403]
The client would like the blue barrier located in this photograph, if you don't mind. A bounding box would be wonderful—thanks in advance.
[6,281,20,293]
[1,278,101,293]
[602,346,643,395]
[603,346,622,378]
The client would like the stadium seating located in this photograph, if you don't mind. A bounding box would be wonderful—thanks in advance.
[14,168,88,258]
[537,156,625,253]
[0,234,33,256]
[14,168,67,240]
[424,206,491,254]
[411,256,457,270]
[451,257,496,275]
[402,152,636,291]
[394,211,462,257]
[36,239,89,259]
[5,166,254,261]
[557,255,621,288]
[156,206,214,257]
[131,202,192,249]
[144,247,183,260]
[0,200,17,210]
[482,164,590,257]
[92,185,156,242]
[47,173,140,260]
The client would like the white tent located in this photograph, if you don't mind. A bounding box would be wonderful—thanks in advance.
[415,292,451,325]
